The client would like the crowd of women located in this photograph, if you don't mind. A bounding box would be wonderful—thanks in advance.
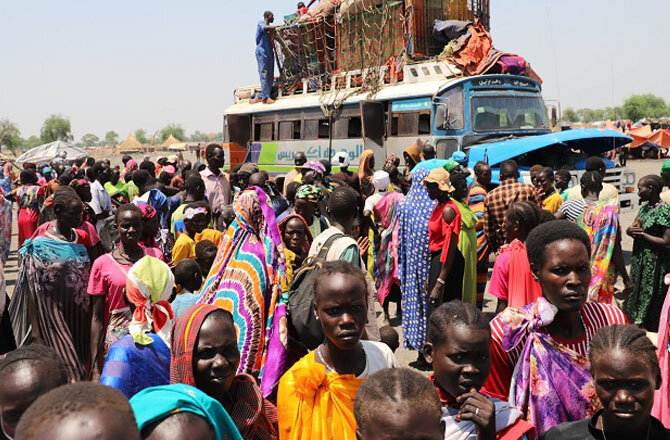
[0,147,669,440]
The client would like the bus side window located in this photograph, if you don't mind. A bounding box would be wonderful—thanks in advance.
[440,86,464,130]
[390,116,398,136]
[253,123,261,141]
[398,113,419,136]
[279,121,293,141]
[304,120,318,140]
[333,118,349,140]
[318,120,330,138]
[260,123,274,142]
[419,112,431,134]
[348,117,362,138]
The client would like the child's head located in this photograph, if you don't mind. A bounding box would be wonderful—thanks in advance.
[529,164,543,188]
[503,200,541,242]
[221,205,235,230]
[555,169,572,191]
[0,345,69,439]
[378,325,399,353]
[15,382,140,440]
[174,259,203,294]
[589,324,661,434]
[183,201,211,235]
[536,166,555,194]
[354,368,443,440]
[313,261,368,351]
[297,1,306,8]
[195,240,218,277]
[424,301,491,398]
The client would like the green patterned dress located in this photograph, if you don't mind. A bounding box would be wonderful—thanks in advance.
[625,201,670,332]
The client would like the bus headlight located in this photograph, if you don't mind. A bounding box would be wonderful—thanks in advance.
[626,173,636,185]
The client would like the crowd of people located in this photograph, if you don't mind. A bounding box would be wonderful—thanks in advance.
[0,143,669,439]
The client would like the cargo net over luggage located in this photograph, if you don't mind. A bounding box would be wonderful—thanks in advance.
[270,0,490,93]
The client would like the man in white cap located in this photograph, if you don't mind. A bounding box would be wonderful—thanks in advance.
[331,151,360,193]
[362,170,390,233]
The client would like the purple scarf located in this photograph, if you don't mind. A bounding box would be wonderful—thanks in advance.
[501,298,601,438]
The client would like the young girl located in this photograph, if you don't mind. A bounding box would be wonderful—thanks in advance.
[354,368,444,440]
[277,261,397,440]
[489,201,542,313]
[424,301,534,440]
[542,324,669,438]
[171,201,222,266]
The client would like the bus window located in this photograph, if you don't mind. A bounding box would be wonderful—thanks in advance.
[440,86,464,130]
[304,120,319,140]
[260,123,274,142]
[253,123,261,141]
[279,121,293,141]
[318,120,330,138]
[333,118,348,139]
[348,117,362,138]
[419,112,431,134]
[227,115,251,146]
[293,121,301,139]
[398,113,419,136]
[390,116,398,136]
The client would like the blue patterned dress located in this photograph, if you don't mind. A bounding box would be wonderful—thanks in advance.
[398,166,437,351]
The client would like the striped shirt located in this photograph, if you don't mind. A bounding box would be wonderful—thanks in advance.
[558,199,588,222]
[483,302,628,400]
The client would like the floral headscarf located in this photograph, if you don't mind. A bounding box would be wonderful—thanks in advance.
[295,184,323,203]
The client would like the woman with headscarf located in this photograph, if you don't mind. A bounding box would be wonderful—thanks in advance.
[358,150,375,196]
[403,142,422,176]
[171,304,278,439]
[372,190,404,322]
[9,186,94,380]
[625,175,670,332]
[279,184,329,238]
[449,172,478,305]
[100,256,174,398]
[13,170,45,248]
[130,384,242,440]
[278,213,313,289]
[197,187,288,397]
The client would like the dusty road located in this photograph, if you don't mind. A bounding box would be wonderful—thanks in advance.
[3,158,666,369]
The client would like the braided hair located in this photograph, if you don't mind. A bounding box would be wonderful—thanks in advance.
[505,201,542,238]
[526,220,591,269]
[579,171,603,195]
[427,300,490,347]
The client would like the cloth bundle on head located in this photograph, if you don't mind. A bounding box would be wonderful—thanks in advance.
[303,160,326,175]
[167,154,179,164]
[295,184,323,203]
[331,151,350,168]
[449,150,468,165]
[134,188,168,226]
[126,256,175,346]
[130,384,242,440]
[183,206,209,220]
[138,204,157,220]
[163,165,176,176]
[239,162,259,175]
[372,170,390,191]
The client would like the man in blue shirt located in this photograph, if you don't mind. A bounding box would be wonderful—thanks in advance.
[255,11,276,104]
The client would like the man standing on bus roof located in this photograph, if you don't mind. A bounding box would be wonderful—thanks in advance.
[283,151,307,194]
[200,143,231,230]
[256,11,276,105]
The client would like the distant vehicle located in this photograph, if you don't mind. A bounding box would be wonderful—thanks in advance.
[223,60,636,209]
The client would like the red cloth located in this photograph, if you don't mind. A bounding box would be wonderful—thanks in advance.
[652,281,670,428]
[428,200,461,263]
[32,222,92,247]
[170,304,279,439]
[17,208,38,248]
[490,239,542,308]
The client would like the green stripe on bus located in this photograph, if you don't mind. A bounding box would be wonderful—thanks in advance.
[257,165,360,173]
[259,143,278,165]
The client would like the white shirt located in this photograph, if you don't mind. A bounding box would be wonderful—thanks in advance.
[89,180,112,231]
[357,340,397,379]
[363,191,386,214]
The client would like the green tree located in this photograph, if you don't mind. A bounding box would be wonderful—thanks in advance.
[24,136,42,149]
[189,130,209,142]
[81,133,100,147]
[562,108,578,123]
[602,106,624,120]
[134,129,148,144]
[622,94,668,122]
[0,120,22,153]
[160,124,185,142]
[105,131,119,146]
[40,114,73,143]
[576,108,595,123]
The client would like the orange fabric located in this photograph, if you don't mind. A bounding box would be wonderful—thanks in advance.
[504,239,542,308]
[650,129,670,149]
[277,351,363,440]
[404,143,421,164]
[357,150,374,180]
[451,21,495,76]
[195,228,223,247]
[629,125,654,149]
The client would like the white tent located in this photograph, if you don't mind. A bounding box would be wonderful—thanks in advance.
[16,141,88,163]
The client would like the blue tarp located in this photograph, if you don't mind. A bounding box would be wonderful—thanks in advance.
[467,129,632,168]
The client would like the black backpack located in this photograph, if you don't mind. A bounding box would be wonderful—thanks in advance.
[286,233,345,351]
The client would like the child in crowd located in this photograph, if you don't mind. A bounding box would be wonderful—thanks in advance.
[221,204,236,230]
[490,201,542,313]
[0,345,69,439]
[171,202,222,266]
[424,300,535,440]
[14,382,141,440]
[195,239,218,279]
[379,325,400,353]
[536,167,563,213]
[278,261,397,440]
[542,324,670,438]
[171,259,203,318]
[554,169,572,201]
[354,368,444,440]
[130,384,242,440]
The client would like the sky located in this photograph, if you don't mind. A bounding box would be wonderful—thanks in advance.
[1,0,669,140]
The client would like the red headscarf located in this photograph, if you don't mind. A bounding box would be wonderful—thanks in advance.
[278,213,313,255]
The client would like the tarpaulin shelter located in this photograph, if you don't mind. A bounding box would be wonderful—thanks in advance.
[118,134,144,153]
[16,141,88,164]
[161,134,180,149]
[649,129,670,149]
[628,125,654,149]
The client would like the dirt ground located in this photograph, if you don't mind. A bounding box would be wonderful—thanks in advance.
[3,157,666,368]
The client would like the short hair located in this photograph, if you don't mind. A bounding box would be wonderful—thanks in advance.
[585,156,606,172]
[328,186,359,221]
[378,326,399,352]
[184,175,205,193]
[427,300,490,347]
[52,186,82,211]
[529,164,543,175]
[539,209,557,224]
[555,169,572,181]
[539,166,554,180]
[57,169,74,186]
[499,160,519,179]
[640,174,664,194]
[313,261,367,303]
[263,10,273,19]
[354,368,441,434]
[91,161,107,179]
[195,239,218,258]
[115,203,142,222]
[505,201,541,236]
[526,220,591,269]
[205,143,220,157]
[249,172,267,188]
[139,160,156,175]
[20,170,38,185]
[474,161,490,175]
[142,412,213,439]
[121,155,132,165]
[132,169,152,188]
[0,344,68,385]
[174,259,202,287]
[579,170,603,194]
[285,181,302,205]
[590,324,661,386]
[15,382,138,440]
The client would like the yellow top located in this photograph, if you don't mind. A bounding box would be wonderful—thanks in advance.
[542,191,564,213]
[171,228,223,266]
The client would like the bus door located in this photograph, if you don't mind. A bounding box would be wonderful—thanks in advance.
[360,101,386,168]
[226,114,252,168]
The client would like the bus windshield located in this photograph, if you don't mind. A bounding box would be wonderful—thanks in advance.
[471,95,549,132]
